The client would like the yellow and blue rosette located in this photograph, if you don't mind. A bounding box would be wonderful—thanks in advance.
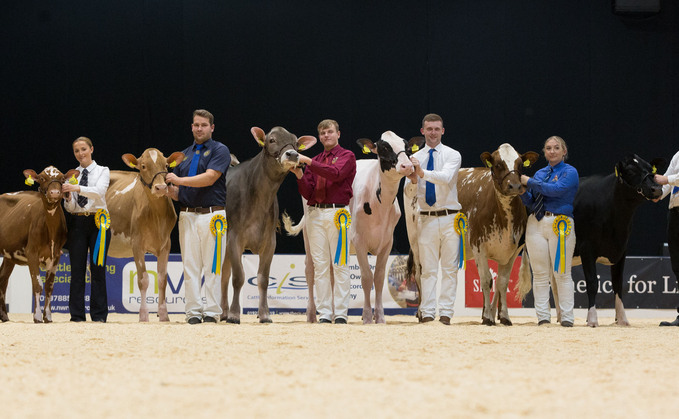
[93,209,111,266]
[454,212,468,270]
[552,215,572,274]
[210,214,227,274]
[333,208,352,266]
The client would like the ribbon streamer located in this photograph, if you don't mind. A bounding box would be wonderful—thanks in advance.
[333,209,352,266]
[210,214,227,274]
[93,209,111,266]
[552,215,572,274]
[454,213,468,270]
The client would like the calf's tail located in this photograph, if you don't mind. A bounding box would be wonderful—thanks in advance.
[281,212,305,236]
[515,247,533,302]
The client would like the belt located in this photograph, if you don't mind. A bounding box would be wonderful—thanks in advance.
[310,203,346,209]
[544,211,557,217]
[180,206,225,214]
[419,209,459,216]
[74,212,94,216]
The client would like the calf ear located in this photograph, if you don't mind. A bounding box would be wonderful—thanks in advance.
[357,138,377,154]
[406,136,425,155]
[64,169,80,182]
[650,157,668,175]
[122,153,139,169]
[166,151,185,168]
[521,151,540,168]
[251,127,266,147]
[23,169,39,186]
[297,135,317,151]
[480,152,493,168]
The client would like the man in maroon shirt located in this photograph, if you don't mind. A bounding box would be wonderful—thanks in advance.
[290,119,357,324]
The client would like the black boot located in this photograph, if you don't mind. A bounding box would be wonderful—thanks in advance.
[659,308,679,327]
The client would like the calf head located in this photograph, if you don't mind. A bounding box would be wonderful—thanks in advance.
[481,143,539,195]
[357,131,425,176]
[23,166,80,204]
[122,149,185,196]
[615,154,666,200]
[251,126,316,170]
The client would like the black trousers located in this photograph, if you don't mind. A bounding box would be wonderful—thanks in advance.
[67,214,111,321]
[668,208,679,312]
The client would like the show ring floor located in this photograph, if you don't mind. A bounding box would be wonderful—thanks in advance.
[1,313,678,418]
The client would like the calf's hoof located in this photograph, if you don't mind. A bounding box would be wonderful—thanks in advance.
[659,315,679,326]
[499,317,512,326]
[259,318,272,324]
[482,317,495,326]
[226,317,241,324]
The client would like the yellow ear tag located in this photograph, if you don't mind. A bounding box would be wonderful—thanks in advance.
[523,160,530,167]
[411,144,419,153]
[169,161,177,168]
[129,163,136,168]
[298,144,306,151]
[615,166,619,177]
[25,175,35,186]
[362,145,370,154]
[485,160,492,168]
[257,139,264,146]
[69,175,78,185]
[652,166,657,174]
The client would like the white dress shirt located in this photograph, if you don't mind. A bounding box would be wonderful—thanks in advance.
[661,150,679,210]
[411,143,462,211]
[63,160,110,214]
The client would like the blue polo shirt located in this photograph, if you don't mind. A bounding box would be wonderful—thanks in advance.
[174,138,231,208]
[520,160,579,218]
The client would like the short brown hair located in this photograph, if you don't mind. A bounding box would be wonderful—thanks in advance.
[193,109,214,125]
[73,136,93,148]
[422,113,443,127]
[317,119,339,134]
[544,135,568,160]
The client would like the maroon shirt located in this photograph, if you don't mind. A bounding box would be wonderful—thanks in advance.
[297,144,356,206]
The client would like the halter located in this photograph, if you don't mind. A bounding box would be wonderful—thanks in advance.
[490,168,522,186]
[39,179,65,195]
[139,170,168,190]
[264,143,297,166]
[618,170,654,198]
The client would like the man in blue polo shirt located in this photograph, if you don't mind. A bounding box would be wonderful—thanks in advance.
[166,109,231,324]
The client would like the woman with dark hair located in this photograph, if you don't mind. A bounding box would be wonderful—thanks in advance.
[62,136,111,322]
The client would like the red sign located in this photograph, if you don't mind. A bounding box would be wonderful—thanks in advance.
[465,257,524,308]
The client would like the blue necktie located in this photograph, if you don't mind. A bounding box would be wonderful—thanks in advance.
[425,148,436,206]
[77,168,88,208]
[188,144,204,177]
[533,168,553,221]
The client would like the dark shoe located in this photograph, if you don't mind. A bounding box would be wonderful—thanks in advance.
[659,315,679,327]
[334,318,347,324]
[92,319,106,323]
[561,321,574,327]
[439,316,451,325]
[203,316,217,323]
[319,318,332,324]
[187,317,202,325]
[70,318,85,323]
[538,319,550,326]
[420,316,434,323]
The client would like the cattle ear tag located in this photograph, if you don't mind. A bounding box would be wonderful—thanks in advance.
[652,166,657,174]
[168,161,177,168]
[25,175,35,186]
[411,144,419,153]
[257,139,265,146]
[68,175,78,185]
[523,159,530,168]
[298,144,306,151]
[129,163,136,168]
[362,145,371,154]
[485,160,492,168]
[615,166,619,177]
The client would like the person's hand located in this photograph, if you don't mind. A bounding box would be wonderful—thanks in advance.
[655,174,669,185]
[298,155,312,166]
[62,183,79,193]
[165,172,181,186]
[289,166,303,179]
[410,156,424,178]
[521,175,530,186]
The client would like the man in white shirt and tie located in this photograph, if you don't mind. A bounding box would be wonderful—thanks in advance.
[407,113,462,325]
[655,150,679,326]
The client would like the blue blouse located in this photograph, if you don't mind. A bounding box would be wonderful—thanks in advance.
[520,160,579,218]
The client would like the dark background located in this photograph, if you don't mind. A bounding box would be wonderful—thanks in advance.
[2,0,677,256]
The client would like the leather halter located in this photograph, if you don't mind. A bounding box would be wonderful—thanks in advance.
[139,170,168,190]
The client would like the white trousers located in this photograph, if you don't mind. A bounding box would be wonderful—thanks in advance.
[417,213,460,319]
[307,206,351,321]
[525,214,576,323]
[178,210,226,320]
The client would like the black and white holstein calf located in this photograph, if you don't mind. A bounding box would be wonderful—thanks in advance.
[518,154,665,327]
